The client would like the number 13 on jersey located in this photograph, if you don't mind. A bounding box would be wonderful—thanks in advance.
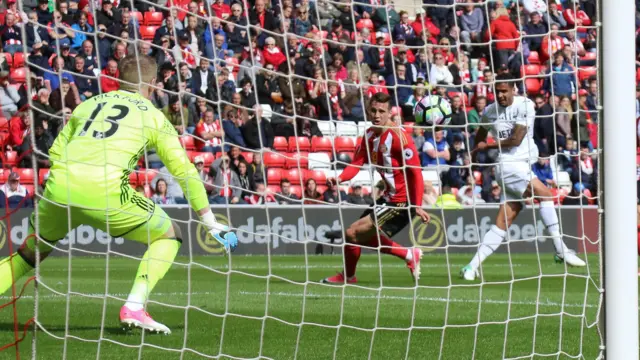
[78,102,130,139]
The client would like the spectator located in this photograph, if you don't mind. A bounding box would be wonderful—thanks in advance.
[96,0,122,27]
[0,172,32,208]
[195,109,224,153]
[367,32,391,74]
[484,181,502,203]
[365,72,389,98]
[489,8,519,71]
[191,58,216,101]
[275,179,300,204]
[22,118,53,168]
[344,185,372,205]
[460,4,484,52]
[422,181,438,206]
[222,107,247,148]
[323,180,347,203]
[31,88,55,125]
[303,178,323,204]
[153,16,176,50]
[578,146,594,189]
[229,3,248,26]
[458,180,485,205]
[422,130,450,167]
[172,31,198,69]
[47,11,75,49]
[532,154,556,187]
[316,82,346,121]
[150,166,186,201]
[98,59,120,94]
[386,63,412,108]
[543,52,575,98]
[247,182,276,204]
[209,155,244,204]
[212,0,231,20]
[238,78,257,109]
[255,64,281,108]
[467,96,487,132]
[235,160,255,201]
[226,21,249,56]
[151,80,169,109]
[0,71,20,119]
[445,139,471,188]
[177,62,192,90]
[230,93,250,124]
[50,78,78,112]
[70,12,92,50]
[586,79,598,122]
[547,3,567,28]
[263,36,287,69]
[25,12,51,51]
[475,68,495,103]
[533,94,556,154]
[435,186,463,209]
[562,183,588,205]
[249,0,277,32]
[151,179,177,205]
[293,6,313,36]
[193,155,207,183]
[523,11,547,53]
[242,106,274,150]
[429,52,454,86]
[448,96,467,140]
[575,93,592,149]
[0,13,24,55]
[555,95,574,150]
[163,95,194,135]
[540,24,564,63]
[35,0,52,25]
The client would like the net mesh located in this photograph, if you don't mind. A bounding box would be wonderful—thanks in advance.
[0,0,605,358]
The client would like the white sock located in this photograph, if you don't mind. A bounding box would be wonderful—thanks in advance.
[539,201,569,255]
[469,225,506,270]
[124,283,147,311]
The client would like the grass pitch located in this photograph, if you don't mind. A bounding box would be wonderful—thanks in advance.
[0,253,602,360]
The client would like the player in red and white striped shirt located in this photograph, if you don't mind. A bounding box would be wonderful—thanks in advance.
[321,93,430,284]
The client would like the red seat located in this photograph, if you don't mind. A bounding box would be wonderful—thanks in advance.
[285,168,307,186]
[289,185,302,199]
[522,64,541,76]
[285,152,308,169]
[144,11,164,25]
[225,56,240,74]
[273,136,288,152]
[12,52,24,68]
[140,169,158,186]
[528,51,540,65]
[334,136,355,153]
[24,185,35,196]
[525,78,542,95]
[356,19,374,31]
[288,137,311,152]
[3,53,11,68]
[316,185,328,195]
[180,135,196,150]
[578,67,597,82]
[263,151,286,168]
[38,169,49,185]
[140,26,159,40]
[189,152,215,167]
[129,172,139,186]
[0,169,8,183]
[267,185,281,194]
[16,168,34,184]
[4,151,17,167]
[0,13,5,26]
[308,170,327,184]
[473,171,482,184]
[267,168,283,185]
[10,68,26,83]
[580,52,596,61]
[131,11,144,24]
[0,117,8,132]
[241,151,254,164]
[311,137,333,152]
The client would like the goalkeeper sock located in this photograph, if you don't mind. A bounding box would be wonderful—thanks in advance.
[344,244,361,278]
[539,201,570,255]
[124,239,180,311]
[0,253,34,294]
[372,235,410,261]
[469,225,506,270]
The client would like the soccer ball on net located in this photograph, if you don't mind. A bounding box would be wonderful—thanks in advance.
[413,95,452,126]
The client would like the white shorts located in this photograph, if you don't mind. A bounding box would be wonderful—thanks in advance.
[496,160,537,203]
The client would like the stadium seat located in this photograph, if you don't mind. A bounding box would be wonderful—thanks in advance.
[286,168,307,186]
[273,136,288,152]
[180,135,196,150]
[473,171,482,184]
[131,11,144,24]
[263,151,286,168]
[129,172,139,186]
[336,122,359,137]
[578,66,597,82]
[0,13,5,26]
[522,64,541,76]
[316,185,328,195]
[10,68,26,84]
[557,171,572,190]
[38,169,49,185]
[288,137,311,152]
[140,26,159,40]
[144,11,164,25]
[308,169,327,184]
[334,137,355,153]
[308,152,331,170]
[525,79,542,95]
[4,151,17,167]
[24,185,35,196]
[421,169,439,185]
[311,137,333,152]
[241,151,254,164]
[580,52,596,61]
[267,185,281,194]
[285,152,308,168]
[528,51,541,64]
[267,168,283,185]
[351,170,373,187]
[2,53,11,68]
[190,152,215,167]
[16,168,34,184]
[317,121,336,137]
[289,185,303,199]
[334,152,353,169]
[138,168,158,185]
[356,19,374,31]
[12,52,24,68]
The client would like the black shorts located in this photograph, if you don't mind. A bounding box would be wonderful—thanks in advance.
[360,200,414,238]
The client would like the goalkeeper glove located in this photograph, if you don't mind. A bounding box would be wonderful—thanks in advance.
[201,211,238,253]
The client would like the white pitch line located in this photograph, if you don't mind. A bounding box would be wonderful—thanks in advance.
[0,290,599,309]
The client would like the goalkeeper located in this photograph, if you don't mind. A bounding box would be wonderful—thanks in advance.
[0,55,238,335]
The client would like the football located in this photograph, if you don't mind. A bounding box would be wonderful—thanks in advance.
[413,95,453,126]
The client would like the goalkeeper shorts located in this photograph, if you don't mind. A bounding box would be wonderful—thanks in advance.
[31,189,173,245]
[361,200,414,238]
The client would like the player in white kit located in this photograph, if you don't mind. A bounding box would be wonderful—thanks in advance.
[461,74,585,281]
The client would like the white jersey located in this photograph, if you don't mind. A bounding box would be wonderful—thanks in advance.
[481,96,538,162]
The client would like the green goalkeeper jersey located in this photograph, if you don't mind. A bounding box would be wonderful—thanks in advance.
[45,90,208,211]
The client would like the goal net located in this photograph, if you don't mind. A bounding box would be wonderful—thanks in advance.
[0,0,605,358]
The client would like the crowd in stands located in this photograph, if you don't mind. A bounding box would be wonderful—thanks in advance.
[0,0,601,207]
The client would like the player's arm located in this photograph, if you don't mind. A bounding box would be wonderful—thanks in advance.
[481,124,527,151]
[335,134,369,184]
[48,115,78,164]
